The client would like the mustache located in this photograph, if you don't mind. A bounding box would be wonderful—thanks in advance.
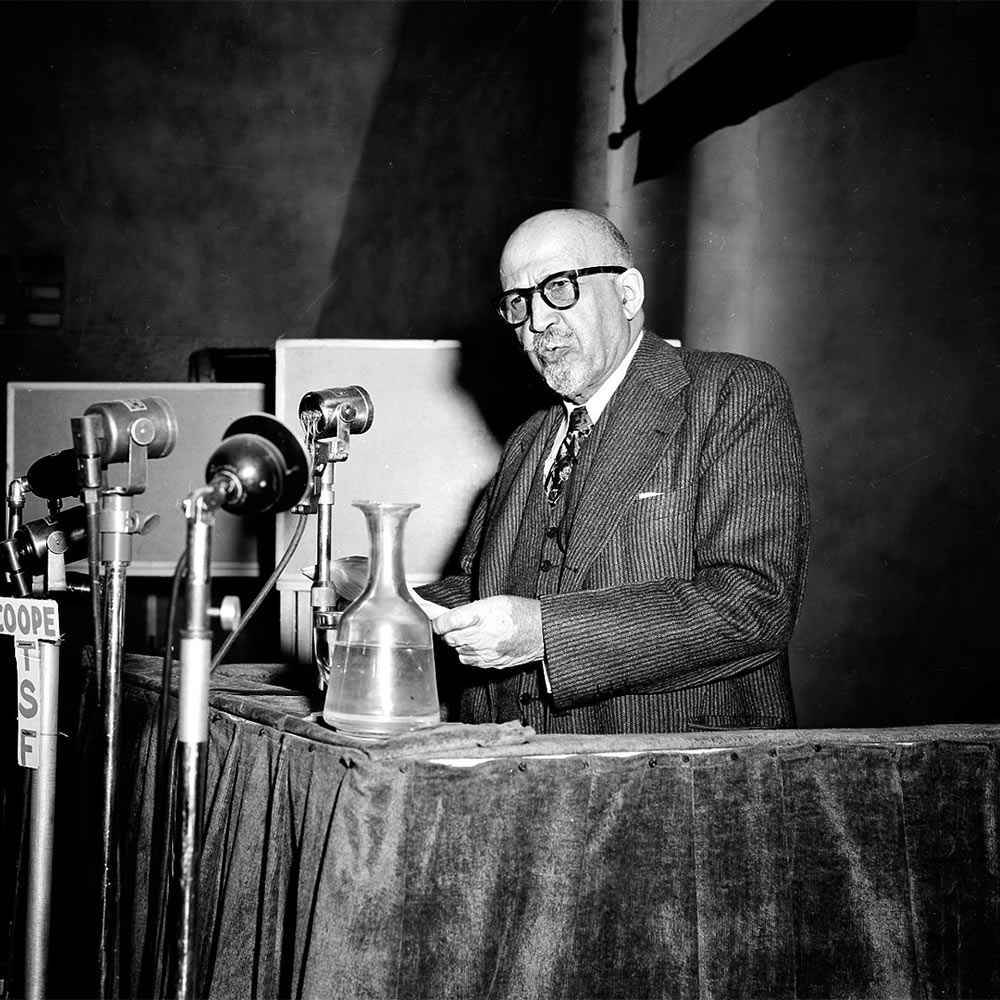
[530,325,573,354]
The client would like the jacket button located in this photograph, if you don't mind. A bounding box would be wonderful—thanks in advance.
[545,526,559,538]
[539,558,553,572]
[519,693,533,705]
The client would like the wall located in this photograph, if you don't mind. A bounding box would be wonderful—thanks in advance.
[4,0,997,725]
[0,0,587,431]
[1,2,408,381]
[0,0,587,655]
[614,2,1000,726]
[310,0,589,439]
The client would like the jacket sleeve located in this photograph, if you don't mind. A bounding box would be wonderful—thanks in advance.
[541,359,810,711]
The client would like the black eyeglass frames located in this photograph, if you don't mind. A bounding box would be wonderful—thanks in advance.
[494,266,627,326]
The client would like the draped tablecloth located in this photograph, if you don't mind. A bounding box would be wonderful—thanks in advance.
[5,653,1000,999]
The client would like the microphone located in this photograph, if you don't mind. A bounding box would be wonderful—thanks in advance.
[25,448,82,501]
[82,396,178,464]
[298,386,374,440]
[21,394,178,504]
[1,504,89,596]
[203,414,309,515]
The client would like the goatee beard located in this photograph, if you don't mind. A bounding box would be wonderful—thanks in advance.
[541,358,580,396]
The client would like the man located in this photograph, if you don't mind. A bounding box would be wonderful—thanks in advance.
[420,208,809,734]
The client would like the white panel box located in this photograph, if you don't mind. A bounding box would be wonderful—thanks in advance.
[275,339,502,664]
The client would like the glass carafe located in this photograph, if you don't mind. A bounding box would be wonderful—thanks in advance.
[322,501,439,738]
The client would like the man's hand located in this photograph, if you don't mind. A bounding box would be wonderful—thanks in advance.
[432,596,543,669]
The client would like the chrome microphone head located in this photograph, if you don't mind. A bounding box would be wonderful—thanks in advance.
[83,396,178,464]
[298,386,374,440]
[1,505,89,595]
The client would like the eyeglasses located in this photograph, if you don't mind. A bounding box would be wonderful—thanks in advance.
[494,266,627,326]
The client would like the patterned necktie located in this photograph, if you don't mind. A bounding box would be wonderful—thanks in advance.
[544,406,593,506]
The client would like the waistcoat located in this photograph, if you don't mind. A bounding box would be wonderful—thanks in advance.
[490,411,609,724]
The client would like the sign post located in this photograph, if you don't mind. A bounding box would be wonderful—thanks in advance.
[3,595,61,1000]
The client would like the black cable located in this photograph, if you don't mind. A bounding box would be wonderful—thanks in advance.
[209,513,308,673]
[157,547,188,780]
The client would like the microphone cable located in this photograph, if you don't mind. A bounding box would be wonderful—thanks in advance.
[157,547,188,783]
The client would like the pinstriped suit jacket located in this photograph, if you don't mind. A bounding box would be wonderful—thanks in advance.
[420,333,810,734]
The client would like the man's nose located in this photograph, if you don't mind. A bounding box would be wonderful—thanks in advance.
[527,289,561,336]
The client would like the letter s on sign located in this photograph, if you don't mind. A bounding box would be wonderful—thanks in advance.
[19,679,39,719]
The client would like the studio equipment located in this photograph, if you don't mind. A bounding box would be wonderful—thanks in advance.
[0,504,88,597]
[22,447,81,503]
[0,594,62,1000]
[1,448,103,999]
[174,413,308,1000]
[68,396,176,999]
[71,395,177,689]
[295,386,374,689]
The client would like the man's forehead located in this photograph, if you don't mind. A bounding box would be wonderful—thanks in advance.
[500,224,590,284]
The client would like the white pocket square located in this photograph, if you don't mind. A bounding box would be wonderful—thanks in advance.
[635,491,664,500]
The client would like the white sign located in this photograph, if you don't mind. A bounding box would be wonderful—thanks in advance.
[0,596,60,642]
[16,644,42,768]
[1,597,60,769]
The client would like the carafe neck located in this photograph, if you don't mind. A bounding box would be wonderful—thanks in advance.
[359,502,417,598]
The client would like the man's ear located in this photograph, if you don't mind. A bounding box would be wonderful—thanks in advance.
[619,268,645,321]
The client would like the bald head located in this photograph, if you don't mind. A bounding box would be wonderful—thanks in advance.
[500,209,633,280]
[498,209,645,403]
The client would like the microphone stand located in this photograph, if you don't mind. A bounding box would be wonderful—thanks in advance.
[96,456,159,1000]
[72,413,107,702]
[170,414,308,1000]
[23,630,61,1000]
[306,445,339,684]
[2,471,98,996]
[0,552,69,1000]
[175,479,234,1000]
[296,387,374,689]
[6,475,27,537]
[3,478,28,593]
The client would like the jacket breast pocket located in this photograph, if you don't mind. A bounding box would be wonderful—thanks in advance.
[607,485,697,583]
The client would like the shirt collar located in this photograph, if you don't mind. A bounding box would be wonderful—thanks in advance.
[563,330,644,424]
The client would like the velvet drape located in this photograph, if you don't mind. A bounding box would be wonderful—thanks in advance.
[5,655,999,999]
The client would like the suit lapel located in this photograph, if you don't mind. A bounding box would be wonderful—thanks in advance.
[563,337,690,582]
[478,404,563,595]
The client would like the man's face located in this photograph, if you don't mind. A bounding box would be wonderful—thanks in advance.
[499,224,633,403]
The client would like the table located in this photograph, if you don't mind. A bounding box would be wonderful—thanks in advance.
[5,654,1000,998]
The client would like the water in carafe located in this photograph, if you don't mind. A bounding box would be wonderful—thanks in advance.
[323,501,439,739]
